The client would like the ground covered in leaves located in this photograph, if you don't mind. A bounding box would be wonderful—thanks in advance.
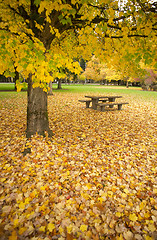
[0,90,157,240]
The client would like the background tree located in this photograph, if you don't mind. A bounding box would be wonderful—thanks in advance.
[79,58,86,72]
[0,0,156,139]
[82,56,107,82]
[133,67,157,90]
[81,56,133,85]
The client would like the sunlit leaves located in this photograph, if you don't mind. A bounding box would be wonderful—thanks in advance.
[0,91,157,239]
[0,0,156,91]
[80,224,88,232]
[47,223,55,232]
[8,231,17,240]
[129,213,138,222]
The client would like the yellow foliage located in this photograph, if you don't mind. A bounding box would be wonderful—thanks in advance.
[144,236,153,240]
[1,0,155,88]
[67,224,73,234]
[47,223,55,232]
[116,234,123,240]
[129,213,138,222]
[115,212,122,218]
[9,231,17,240]
[18,227,27,235]
[19,202,25,210]
[80,225,88,232]
[0,90,157,239]
[148,223,156,232]
[39,226,46,232]
[13,219,19,227]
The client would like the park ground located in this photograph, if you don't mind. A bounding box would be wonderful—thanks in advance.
[0,84,157,240]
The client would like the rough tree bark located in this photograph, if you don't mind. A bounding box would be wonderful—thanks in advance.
[48,81,53,95]
[57,78,62,89]
[126,80,129,88]
[14,69,19,91]
[26,74,52,138]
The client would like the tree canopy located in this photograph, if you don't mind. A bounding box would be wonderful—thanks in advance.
[80,56,124,82]
[0,0,156,138]
[0,0,156,90]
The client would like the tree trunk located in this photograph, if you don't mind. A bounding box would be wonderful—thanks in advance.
[14,70,19,91]
[48,81,53,95]
[57,78,62,89]
[26,74,52,138]
[118,80,121,86]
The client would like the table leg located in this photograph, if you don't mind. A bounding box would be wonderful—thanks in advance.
[109,97,115,102]
[118,104,122,110]
[92,99,99,110]
[108,97,115,108]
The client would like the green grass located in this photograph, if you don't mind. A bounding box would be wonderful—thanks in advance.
[53,84,140,93]
[0,83,156,100]
[0,91,27,100]
[52,84,157,99]
[0,83,27,100]
[0,83,16,91]
[0,83,28,91]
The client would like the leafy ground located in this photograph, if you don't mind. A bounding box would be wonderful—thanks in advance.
[0,87,157,240]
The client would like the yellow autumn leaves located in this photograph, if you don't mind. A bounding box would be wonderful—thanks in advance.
[0,90,157,239]
[47,223,55,232]
[129,213,138,222]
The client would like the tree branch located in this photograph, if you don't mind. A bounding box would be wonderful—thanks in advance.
[7,4,30,21]
[87,2,120,12]
[136,0,157,13]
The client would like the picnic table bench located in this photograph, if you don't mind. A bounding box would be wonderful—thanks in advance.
[96,102,129,111]
[85,95,123,109]
[78,95,129,111]
[79,95,123,109]
[78,99,91,108]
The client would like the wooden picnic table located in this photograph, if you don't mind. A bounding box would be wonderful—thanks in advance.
[85,95,122,109]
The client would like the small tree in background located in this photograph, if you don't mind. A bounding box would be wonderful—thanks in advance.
[81,56,106,83]
[134,68,157,91]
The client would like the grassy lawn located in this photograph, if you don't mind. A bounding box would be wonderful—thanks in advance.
[0,82,156,99]
[0,83,16,91]
[52,84,157,100]
[0,84,157,240]
[0,83,27,93]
